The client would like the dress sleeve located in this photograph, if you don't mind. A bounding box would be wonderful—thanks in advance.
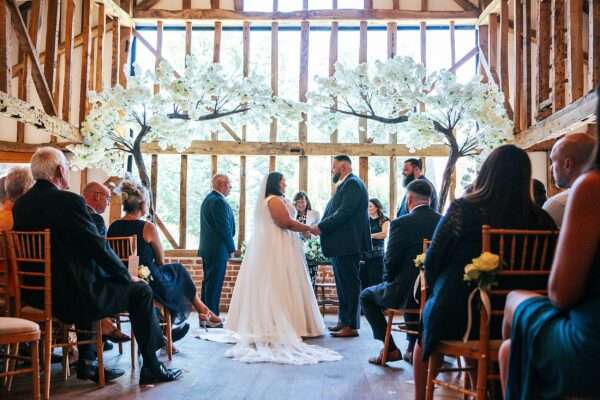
[424,200,464,289]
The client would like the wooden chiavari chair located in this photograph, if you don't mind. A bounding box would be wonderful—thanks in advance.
[425,225,559,400]
[381,239,431,365]
[0,231,12,316]
[7,230,106,400]
[106,236,174,366]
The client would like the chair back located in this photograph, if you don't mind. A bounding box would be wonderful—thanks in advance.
[478,225,559,342]
[6,230,52,322]
[418,239,431,309]
[106,235,137,262]
[0,232,11,315]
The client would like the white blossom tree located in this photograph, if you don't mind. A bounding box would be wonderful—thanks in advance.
[309,56,513,211]
[70,56,303,217]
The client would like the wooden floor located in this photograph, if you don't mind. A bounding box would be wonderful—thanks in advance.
[3,314,462,400]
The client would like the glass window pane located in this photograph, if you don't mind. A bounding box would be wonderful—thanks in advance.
[247,29,272,142]
[186,156,212,249]
[245,156,270,239]
[308,29,332,142]
[368,157,390,218]
[217,157,241,245]
[134,30,156,74]
[367,28,388,62]
[275,157,299,198]
[337,28,360,65]
[426,28,451,71]
[162,29,186,75]
[190,27,214,66]
[156,155,181,250]
[278,29,301,141]
[307,156,332,217]
[397,28,421,61]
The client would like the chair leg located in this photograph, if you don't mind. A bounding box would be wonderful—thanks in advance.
[3,343,11,387]
[165,311,173,361]
[6,342,19,391]
[43,320,52,400]
[130,328,136,370]
[116,317,123,355]
[476,354,488,400]
[31,339,41,400]
[95,321,105,387]
[61,345,69,381]
[425,352,442,400]
[381,311,395,365]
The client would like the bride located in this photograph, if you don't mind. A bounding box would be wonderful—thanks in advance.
[224,172,342,364]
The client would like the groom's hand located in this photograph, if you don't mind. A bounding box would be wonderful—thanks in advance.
[310,225,321,236]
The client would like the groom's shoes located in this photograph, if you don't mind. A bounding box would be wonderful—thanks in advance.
[330,326,359,338]
[327,324,344,332]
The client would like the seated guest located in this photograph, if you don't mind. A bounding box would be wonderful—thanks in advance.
[107,179,222,328]
[412,145,556,400]
[361,180,440,365]
[0,167,33,231]
[294,191,321,286]
[361,198,390,290]
[0,175,6,207]
[83,181,112,236]
[396,158,438,217]
[532,179,547,208]
[499,99,600,399]
[543,133,596,227]
[13,147,182,384]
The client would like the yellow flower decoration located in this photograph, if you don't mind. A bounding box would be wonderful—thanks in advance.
[414,253,426,269]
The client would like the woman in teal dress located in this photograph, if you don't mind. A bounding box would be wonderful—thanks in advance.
[499,90,600,399]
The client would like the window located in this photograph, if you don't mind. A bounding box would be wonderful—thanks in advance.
[156,155,181,250]
[368,156,390,216]
[276,156,299,198]
[245,156,270,238]
[186,156,212,249]
[427,28,452,71]
[247,29,272,142]
[278,29,301,141]
[162,30,186,75]
[307,156,332,216]
[217,156,241,244]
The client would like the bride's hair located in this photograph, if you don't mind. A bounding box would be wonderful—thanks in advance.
[117,177,148,213]
[265,172,284,197]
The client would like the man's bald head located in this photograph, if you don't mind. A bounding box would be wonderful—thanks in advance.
[550,133,596,189]
[83,181,111,213]
[212,174,232,197]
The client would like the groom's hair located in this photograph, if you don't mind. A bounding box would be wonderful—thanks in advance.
[333,155,352,164]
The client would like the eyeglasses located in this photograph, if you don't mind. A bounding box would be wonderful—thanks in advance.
[93,191,111,203]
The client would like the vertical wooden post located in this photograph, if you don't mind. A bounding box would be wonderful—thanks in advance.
[0,1,11,94]
[536,0,551,117]
[589,0,600,90]
[269,16,278,172]
[522,0,532,128]
[358,19,368,186]
[79,0,92,125]
[89,38,96,92]
[299,19,309,191]
[154,20,163,94]
[95,4,106,93]
[62,0,74,121]
[420,21,427,68]
[551,0,565,112]
[499,0,510,112]
[179,155,188,249]
[238,21,250,251]
[388,21,398,218]
[488,13,498,79]
[329,5,338,195]
[566,0,584,102]
[118,0,133,87]
[514,0,523,131]
[111,17,120,87]
[185,20,192,64]
[449,20,456,67]
[44,0,60,99]
[478,25,489,82]
[211,21,222,176]
[151,154,158,209]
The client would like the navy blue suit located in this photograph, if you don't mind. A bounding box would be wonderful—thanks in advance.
[396,176,438,217]
[319,173,371,329]
[198,191,236,315]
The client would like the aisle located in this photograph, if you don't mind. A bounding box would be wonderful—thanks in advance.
[3,314,461,400]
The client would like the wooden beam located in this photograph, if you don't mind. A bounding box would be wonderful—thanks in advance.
[516,89,597,148]
[421,0,427,11]
[183,0,191,9]
[150,154,158,207]
[134,30,181,78]
[420,21,427,68]
[388,21,398,217]
[478,47,497,85]
[142,141,449,157]
[552,0,565,112]
[79,0,92,124]
[89,37,96,92]
[0,1,11,93]
[499,0,509,115]
[185,20,192,62]
[111,17,120,87]
[179,155,187,249]
[449,21,456,66]
[95,4,106,92]
[211,21,221,175]
[269,20,278,172]
[358,16,368,185]
[238,155,246,251]
[566,0,584,102]
[478,24,488,81]
[329,20,338,144]
[43,0,60,99]
[478,0,500,25]
[589,0,600,90]
[154,20,163,94]
[536,0,551,119]
[452,0,478,11]
[137,0,161,10]
[155,214,179,249]
[488,13,498,79]
[449,47,477,72]
[95,0,134,27]
[234,0,243,11]
[134,8,480,21]
[8,0,57,116]
[118,0,133,87]
[299,19,309,190]
[0,149,34,163]
[513,0,522,131]
[62,0,74,121]
[522,0,532,129]
[211,0,219,8]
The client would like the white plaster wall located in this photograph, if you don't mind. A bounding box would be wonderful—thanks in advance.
[529,151,548,189]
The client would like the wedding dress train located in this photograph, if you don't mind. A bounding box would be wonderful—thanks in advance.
[224,178,342,365]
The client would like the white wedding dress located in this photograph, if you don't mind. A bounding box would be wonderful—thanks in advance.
[224,177,342,365]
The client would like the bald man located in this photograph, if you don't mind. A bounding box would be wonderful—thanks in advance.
[83,181,112,236]
[198,174,235,316]
[544,133,596,227]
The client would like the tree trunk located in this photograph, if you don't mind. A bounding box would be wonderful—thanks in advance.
[437,130,461,212]
[132,129,156,221]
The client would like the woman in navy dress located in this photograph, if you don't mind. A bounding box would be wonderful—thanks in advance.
[412,145,556,399]
[108,180,222,328]
[499,93,600,399]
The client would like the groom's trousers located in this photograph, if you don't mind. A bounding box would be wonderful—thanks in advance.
[201,257,228,316]
[331,254,361,329]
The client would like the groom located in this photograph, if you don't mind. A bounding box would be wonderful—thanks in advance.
[312,155,371,338]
